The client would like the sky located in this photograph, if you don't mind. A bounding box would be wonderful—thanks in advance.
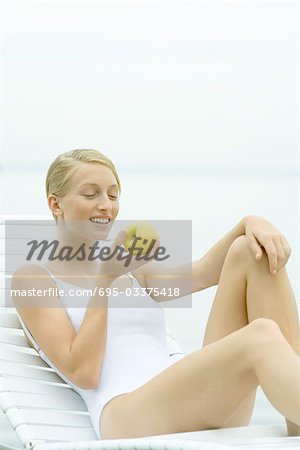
[1,0,299,176]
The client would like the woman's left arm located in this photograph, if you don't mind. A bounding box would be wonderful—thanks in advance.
[142,215,292,300]
[193,215,292,291]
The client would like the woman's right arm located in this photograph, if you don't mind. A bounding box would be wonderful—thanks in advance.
[11,232,159,390]
[11,264,113,390]
[67,278,113,390]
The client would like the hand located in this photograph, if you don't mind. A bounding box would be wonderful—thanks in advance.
[98,230,160,281]
[242,215,292,275]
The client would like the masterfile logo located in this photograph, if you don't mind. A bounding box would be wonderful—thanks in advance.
[5,219,192,309]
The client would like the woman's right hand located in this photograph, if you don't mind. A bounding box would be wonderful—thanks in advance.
[97,230,160,281]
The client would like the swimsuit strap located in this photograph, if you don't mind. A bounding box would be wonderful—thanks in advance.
[39,264,56,282]
[15,310,41,353]
[15,265,59,354]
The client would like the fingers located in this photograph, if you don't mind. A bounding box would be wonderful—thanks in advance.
[111,230,126,250]
[261,237,291,275]
[247,234,263,260]
[273,237,291,272]
[129,238,161,271]
[147,238,160,259]
[282,237,292,259]
[273,240,285,272]
[99,233,160,279]
[262,240,278,274]
[247,225,292,275]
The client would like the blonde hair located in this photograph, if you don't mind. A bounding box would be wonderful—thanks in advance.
[46,149,121,221]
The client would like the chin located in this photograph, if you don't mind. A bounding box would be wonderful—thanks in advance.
[62,218,116,245]
[86,219,114,243]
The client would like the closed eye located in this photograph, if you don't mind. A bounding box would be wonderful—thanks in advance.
[83,193,118,200]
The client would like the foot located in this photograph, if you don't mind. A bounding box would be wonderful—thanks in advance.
[286,419,300,436]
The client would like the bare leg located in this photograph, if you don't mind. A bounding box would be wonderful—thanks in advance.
[100,318,300,439]
[245,238,300,435]
[203,235,300,433]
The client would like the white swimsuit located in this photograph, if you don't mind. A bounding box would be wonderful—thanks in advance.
[16,267,185,439]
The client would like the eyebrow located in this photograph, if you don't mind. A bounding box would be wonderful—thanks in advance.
[79,183,119,189]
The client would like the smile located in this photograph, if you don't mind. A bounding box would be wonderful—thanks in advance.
[89,218,111,224]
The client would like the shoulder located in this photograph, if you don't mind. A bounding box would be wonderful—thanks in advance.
[130,260,164,289]
[11,264,53,289]
[12,263,50,277]
[130,266,147,288]
[11,264,63,316]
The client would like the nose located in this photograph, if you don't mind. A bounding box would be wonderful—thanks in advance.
[96,194,113,212]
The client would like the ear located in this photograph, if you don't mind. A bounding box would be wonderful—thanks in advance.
[48,195,63,217]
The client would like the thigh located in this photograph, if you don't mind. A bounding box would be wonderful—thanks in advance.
[99,323,259,440]
[203,236,256,426]
[203,236,250,346]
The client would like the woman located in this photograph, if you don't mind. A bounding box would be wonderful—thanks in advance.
[11,149,300,439]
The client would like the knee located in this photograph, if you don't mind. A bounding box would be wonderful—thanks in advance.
[250,317,281,335]
[228,235,268,268]
[247,318,284,354]
[228,236,252,261]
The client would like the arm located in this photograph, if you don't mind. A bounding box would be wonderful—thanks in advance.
[192,217,245,290]
[69,293,110,389]
[142,214,291,301]
[12,264,112,390]
[139,218,245,302]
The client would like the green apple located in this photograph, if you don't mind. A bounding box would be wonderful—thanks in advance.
[124,221,159,255]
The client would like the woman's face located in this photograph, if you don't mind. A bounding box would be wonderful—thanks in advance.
[52,163,120,242]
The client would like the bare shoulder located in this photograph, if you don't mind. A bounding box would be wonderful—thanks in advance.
[11,263,65,320]
[130,260,164,289]
[11,264,80,384]
[11,263,60,300]
[130,266,147,288]
[12,263,51,284]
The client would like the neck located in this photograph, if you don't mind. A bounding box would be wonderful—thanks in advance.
[43,227,110,276]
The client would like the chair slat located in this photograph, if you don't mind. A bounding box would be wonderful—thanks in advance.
[0,295,7,308]
[1,342,37,355]
[0,361,65,383]
[15,424,98,446]
[0,347,48,367]
[6,407,92,428]
[0,378,77,398]
[0,392,87,411]
[0,309,22,328]
[0,328,32,347]
[35,440,202,450]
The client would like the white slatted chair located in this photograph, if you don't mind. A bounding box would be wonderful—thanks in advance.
[0,217,297,449]
[0,308,196,450]
[0,310,292,450]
